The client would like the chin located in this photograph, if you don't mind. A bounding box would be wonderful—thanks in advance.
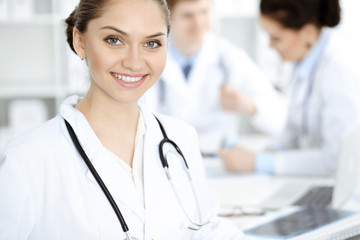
[280,55,291,62]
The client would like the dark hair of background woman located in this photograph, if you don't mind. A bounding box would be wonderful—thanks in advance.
[260,0,341,30]
[65,0,171,54]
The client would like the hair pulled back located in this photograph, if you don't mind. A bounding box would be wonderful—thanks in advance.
[65,0,171,54]
[260,0,341,30]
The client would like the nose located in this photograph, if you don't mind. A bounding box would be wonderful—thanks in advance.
[193,15,202,28]
[122,46,144,72]
[194,12,208,29]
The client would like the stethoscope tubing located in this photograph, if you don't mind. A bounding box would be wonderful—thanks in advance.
[64,120,131,236]
[155,116,210,229]
[64,115,211,237]
[295,34,329,137]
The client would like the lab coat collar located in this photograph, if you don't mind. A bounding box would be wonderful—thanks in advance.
[60,95,103,160]
[59,96,146,223]
[295,29,330,83]
[161,32,218,92]
[161,56,190,97]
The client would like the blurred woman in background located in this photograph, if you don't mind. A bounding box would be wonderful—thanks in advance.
[219,0,360,176]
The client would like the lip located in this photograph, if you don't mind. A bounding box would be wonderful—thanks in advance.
[111,72,147,89]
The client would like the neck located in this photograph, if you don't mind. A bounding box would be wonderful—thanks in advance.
[76,88,139,132]
[75,85,140,166]
[173,36,202,57]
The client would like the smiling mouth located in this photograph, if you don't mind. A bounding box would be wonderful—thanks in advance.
[111,72,144,83]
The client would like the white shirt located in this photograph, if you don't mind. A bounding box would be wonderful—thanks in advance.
[109,110,146,206]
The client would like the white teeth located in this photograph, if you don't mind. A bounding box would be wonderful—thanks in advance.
[112,73,143,83]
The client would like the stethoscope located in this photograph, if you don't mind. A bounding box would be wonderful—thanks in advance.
[159,45,232,159]
[64,116,212,240]
[293,33,329,138]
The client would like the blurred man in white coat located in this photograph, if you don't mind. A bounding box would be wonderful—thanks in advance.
[142,0,287,155]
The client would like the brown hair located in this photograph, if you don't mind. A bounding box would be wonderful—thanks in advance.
[65,0,171,54]
[166,0,199,10]
[260,0,341,30]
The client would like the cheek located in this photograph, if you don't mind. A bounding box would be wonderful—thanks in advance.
[182,18,196,30]
[153,51,167,75]
[87,47,115,76]
[277,35,297,57]
[183,21,193,32]
[202,14,210,27]
[288,38,305,60]
[272,42,286,56]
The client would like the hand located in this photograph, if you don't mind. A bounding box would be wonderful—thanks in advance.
[219,84,257,116]
[218,145,255,173]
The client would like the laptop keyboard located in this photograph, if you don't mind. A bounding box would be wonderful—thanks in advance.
[347,235,360,240]
[293,186,333,206]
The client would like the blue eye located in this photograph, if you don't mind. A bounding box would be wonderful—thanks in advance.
[145,41,160,48]
[107,37,122,45]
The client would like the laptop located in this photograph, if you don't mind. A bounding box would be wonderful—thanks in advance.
[259,124,360,210]
[244,206,360,239]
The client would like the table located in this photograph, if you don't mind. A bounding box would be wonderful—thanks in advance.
[203,154,360,230]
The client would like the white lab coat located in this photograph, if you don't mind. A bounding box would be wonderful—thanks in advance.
[141,32,287,153]
[0,96,243,240]
[271,31,360,176]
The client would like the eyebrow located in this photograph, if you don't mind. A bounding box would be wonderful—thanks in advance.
[100,26,166,38]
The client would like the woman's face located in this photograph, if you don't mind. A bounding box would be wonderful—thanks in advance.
[170,0,211,46]
[74,0,168,104]
[260,15,309,62]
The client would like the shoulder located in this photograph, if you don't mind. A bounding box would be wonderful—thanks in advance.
[207,33,261,76]
[1,116,63,166]
[205,32,248,56]
[321,33,358,77]
[314,32,359,90]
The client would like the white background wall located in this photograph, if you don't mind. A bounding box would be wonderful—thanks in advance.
[0,0,359,148]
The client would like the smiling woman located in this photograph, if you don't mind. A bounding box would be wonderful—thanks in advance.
[68,0,169,110]
[0,0,243,239]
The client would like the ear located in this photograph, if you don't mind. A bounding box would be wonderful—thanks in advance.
[73,27,86,59]
[299,24,320,48]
